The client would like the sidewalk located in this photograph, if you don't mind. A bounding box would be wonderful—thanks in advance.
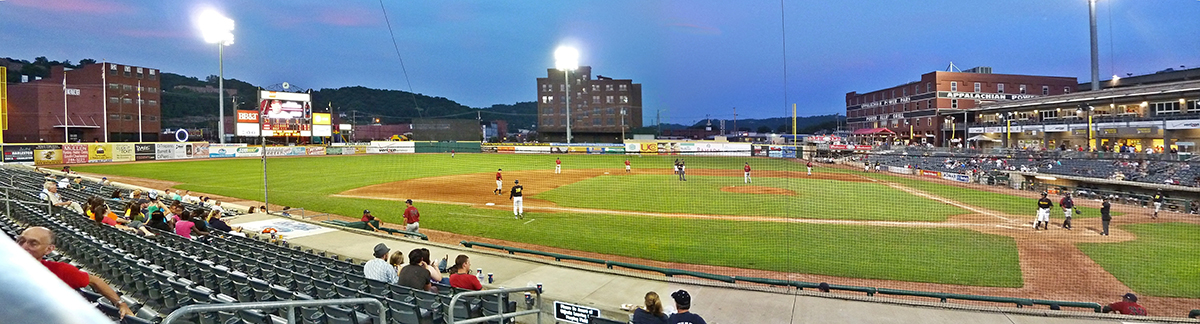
[226,213,1165,324]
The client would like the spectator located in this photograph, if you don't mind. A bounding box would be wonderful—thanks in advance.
[40,181,83,214]
[123,201,146,224]
[174,209,207,239]
[361,210,381,232]
[403,199,420,234]
[1102,293,1146,315]
[211,201,225,215]
[388,250,405,277]
[109,189,122,201]
[817,282,830,293]
[57,176,69,189]
[247,207,257,214]
[168,189,182,201]
[631,291,668,324]
[99,177,111,186]
[398,248,433,291]
[281,206,292,217]
[447,255,482,291]
[145,210,172,233]
[206,209,243,235]
[667,290,705,324]
[418,248,445,285]
[1100,197,1112,236]
[364,243,398,284]
[181,191,198,204]
[17,227,133,318]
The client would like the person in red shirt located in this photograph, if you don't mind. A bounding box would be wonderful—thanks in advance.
[494,169,503,195]
[555,158,562,174]
[625,159,631,173]
[361,209,382,232]
[807,161,814,176]
[744,162,752,184]
[403,199,420,235]
[1103,293,1147,315]
[18,227,133,318]
[447,254,482,291]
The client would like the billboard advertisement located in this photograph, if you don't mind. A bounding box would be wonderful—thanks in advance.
[367,141,415,154]
[155,143,193,160]
[941,172,971,183]
[235,146,262,157]
[62,144,88,164]
[266,146,307,157]
[88,144,113,162]
[111,144,135,162]
[34,144,63,165]
[192,143,209,158]
[134,144,156,161]
[259,91,311,137]
[209,144,245,158]
[3,145,34,163]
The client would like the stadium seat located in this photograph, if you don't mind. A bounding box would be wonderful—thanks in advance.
[386,298,422,324]
[322,305,361,324]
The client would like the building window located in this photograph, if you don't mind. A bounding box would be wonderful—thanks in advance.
[606,96,614,103]
[974,82,981,93]
[620,96,629,103]
[109,64,118,76]
[149,100,157,106]
[950,82,957,92]
[123,66,131,77]
[951,99,958,109]
[593,118,600,126]
[109,114,120,120]
[148,116,158,122]
[619,84,627,91]
[560,118,566,125]
[1019,84,1027,94]
[138,99,144,105]
[1153,101,1181,114]
[592,85,600,92]
[122,98,133,104]
[149,70,156,80]
[592,96,600,104]
[997,84,1004,93]
[1042,85,1049,95]
[123,115,133,121]
[605,84,614,91]
[902,88,907,96]
[1064,87,1071,94]
[109,83,119,90]
[607,118,615,125]
[1040,110,1059,119]
[109,97,119,104]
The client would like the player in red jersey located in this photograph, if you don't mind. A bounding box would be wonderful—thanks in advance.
[744,162,752,183]
[494,169,503,195]
[555,158,562,174]
[625,159,631,173]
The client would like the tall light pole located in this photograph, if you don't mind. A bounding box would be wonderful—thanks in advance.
[620,107,627,141]
[1089,0,1100,91]
[945,116,956,148]
[1078,104,1094,151]
[198,9,235,144]
[554,46,579,143]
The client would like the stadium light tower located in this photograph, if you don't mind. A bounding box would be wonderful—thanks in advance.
[1089,0,1099,91]
[198,9,235,144]
[554,46,579,143]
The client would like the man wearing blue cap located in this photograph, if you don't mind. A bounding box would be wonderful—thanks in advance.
[667,290,705,324]
[1102,293,1146,315]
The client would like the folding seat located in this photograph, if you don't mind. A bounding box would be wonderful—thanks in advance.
[411,289,442,324]
[322,305,360,324]
[211,293,239,324]
[386,299,422,324]
[293,274,316,296]
[233,309,274,324]
[312,278,336,299]
[443,296,478,323]
[480,293,515,324]
[294,292,325,324]
[366,278,390,296]
[247,278,273,302]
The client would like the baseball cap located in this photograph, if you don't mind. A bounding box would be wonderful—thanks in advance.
[514,180,519,184]
[373,243,390,258]
[1123,293,1137,302]
[363,209,371,214]
[405,199,413,205]
[670,290,691,309]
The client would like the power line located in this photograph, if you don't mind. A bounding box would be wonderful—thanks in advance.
[377,0,423,118]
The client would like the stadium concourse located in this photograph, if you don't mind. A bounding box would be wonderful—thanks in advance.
[2,165,1196,324]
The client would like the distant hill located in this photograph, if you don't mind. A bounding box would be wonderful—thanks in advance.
[687,114,844,134]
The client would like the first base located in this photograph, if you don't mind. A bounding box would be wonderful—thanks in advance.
[485,203,495,206]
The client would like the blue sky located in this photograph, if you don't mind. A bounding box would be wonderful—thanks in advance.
[2,0,1198,125]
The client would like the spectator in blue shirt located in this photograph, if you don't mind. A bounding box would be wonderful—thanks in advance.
[667,290,706,324]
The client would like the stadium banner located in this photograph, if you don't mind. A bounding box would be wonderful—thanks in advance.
[305,146,325,155]
[236,123,260,137]
[354,146,367,154]
[235,146,262,157]
[887,166,913,175]
[3,145,35,163]
[325,147,343,155]
[155,143,193,160]
[367,141,415,154]
[266,146,307,157]
[624,143,641,153]
[553,301,600,324]
[968,127,984,134]
[134,143,156,161]
[193,143,209,158]
[111,143,135,162]
[919,170,941,178]
[208,144,245,158]
[514,146,551,154]
[1044,124,1069,132]
[984,126,1004,133]
[62,144,88,164]
[312,124,332,137]
[640,143,659,155]
[1165,119,1200,130]
[33,144,63,165]
[941,172,970,183]
[86,144,113,162]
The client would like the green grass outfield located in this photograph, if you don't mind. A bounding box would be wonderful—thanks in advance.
[1078,223,1200,298]
[72,153,1023,287]
[535,174,966,221]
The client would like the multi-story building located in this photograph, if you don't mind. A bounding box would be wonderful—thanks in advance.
[845,67,1077,146]
[537,66,642,143]
[6,63,161,143]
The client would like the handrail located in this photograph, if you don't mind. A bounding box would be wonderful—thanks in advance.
[447,287,542,324]
[161,297,385,324]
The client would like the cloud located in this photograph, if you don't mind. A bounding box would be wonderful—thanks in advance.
[8,0,132,14]
[668,23,721,36]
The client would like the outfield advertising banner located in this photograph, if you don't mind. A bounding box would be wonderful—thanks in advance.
[34,145,63,165]
[235,146,262,157]
[920,170,941,178]
[193,143,209,158]
[208,144,245,158]
[366,141,414,154]
[941,172,971,183]
[3,145,34,163]
[135,144,156,161]
[305,146,325,155]
[111,144,135,162]
[325,147,344,155]
[62,144,88,164]
[88,143,113,162]
[155,143,193,160]
[887,166,913,175]
[266,146,307,157]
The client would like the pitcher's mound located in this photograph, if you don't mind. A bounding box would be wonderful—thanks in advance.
[721,186,797,196]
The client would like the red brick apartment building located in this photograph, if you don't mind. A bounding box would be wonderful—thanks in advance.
[846,67,1076,146]
[537,66,642,143]
[7,63,161,143]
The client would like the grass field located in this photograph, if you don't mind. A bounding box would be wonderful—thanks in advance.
[849,170,1113,218]
[72,153,1025,286]
[1078,222,1200,298]
[535,174,967,221]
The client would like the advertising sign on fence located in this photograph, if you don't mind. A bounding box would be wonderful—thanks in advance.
[88,144,114,162]
[111,144,135,162]
[209,144,244,158]
[34,145,63,165]
[366,141,414,154]
[941,172,971,183]
[235,146,262,157]
[305,146,325,155]
[62,144,88,164]
[135,144,156,161]
[887,166,913,174]
[920,170,941,178]
[266,146,307,157]
[3,145,34,163]
[192,143,209,158]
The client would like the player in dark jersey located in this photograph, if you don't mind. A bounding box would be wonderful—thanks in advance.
[1035,192,1053,230]
[1151,190,1164,219]
[509,180,524,219]
[1059,193,1075,230]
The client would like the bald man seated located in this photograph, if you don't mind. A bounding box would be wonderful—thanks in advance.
[17,226,134,318]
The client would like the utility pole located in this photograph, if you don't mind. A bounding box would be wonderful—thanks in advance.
[656,109,661,137]
[733,107,737,136]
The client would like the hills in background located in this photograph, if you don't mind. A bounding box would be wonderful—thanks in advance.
[3,56,841,136]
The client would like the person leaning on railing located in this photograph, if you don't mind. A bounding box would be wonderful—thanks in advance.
[17,227,134,318]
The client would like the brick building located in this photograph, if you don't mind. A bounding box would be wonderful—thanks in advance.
[845,68,1077,146]
[6,63,161,143]
[537,66,642,143]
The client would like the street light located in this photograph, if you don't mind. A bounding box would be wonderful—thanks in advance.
[554,46,579,143]
[198,9,234,144]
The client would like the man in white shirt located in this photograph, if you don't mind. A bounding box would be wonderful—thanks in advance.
[364,243,398,284]
[56,177,69,189]
[40,181,83,214]
[211,201,226,214]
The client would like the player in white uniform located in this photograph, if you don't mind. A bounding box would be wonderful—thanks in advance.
[509,180,524,219]
[555,158,561,174]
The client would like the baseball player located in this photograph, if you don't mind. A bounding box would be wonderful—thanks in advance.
[1035,192,1053,230]
[674,159,681,178]
[1152,190,1164,219]
[494,169,503,195]
[451,149,455,158]
[864,161,870,172]
[679,160,687,181]
[806,160,813,176]
[555,158,561,174]
[744,162,752,183]
[403,199,420,234]
[1059,193,1075,230]
[625,159,631,173]
[509,179,524,219]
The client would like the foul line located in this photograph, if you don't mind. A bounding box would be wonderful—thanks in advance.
[856,174,1015,222]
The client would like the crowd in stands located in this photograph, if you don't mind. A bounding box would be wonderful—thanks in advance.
[865,151,1200,188]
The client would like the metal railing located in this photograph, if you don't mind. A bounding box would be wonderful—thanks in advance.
[448,287,543,324]
[161,297,384,324]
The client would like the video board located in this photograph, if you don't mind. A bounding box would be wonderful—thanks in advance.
[258,90,311,137]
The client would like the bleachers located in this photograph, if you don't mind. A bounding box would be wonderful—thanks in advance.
[0,166,526,324]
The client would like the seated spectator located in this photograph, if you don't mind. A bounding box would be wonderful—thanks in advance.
[398,248,433,291]
[206,209,243,234]
[667,290,705,324]
[181,191,199,204]
[247,207,257,214]
[174,210,207,239]
[168,189,182,201]
[123,200,147,224]
[631,291,668,324]
[281,206,292,217]
[364,243,398,284]
[57,176,69,189]
[100,177,111,186]
[1102,293,1146,315]
[418,248,446,285]
[211,201,226,214]
[128,189,142,200]
[17,227,133,318]
[147,190,159,201]
[40,181,83,214]
[388,250,405,277]
[145,210,172,233]
[109,189,122,201]
[447,255,482,291]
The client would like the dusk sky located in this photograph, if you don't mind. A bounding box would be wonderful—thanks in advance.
[3,0,1199,124]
